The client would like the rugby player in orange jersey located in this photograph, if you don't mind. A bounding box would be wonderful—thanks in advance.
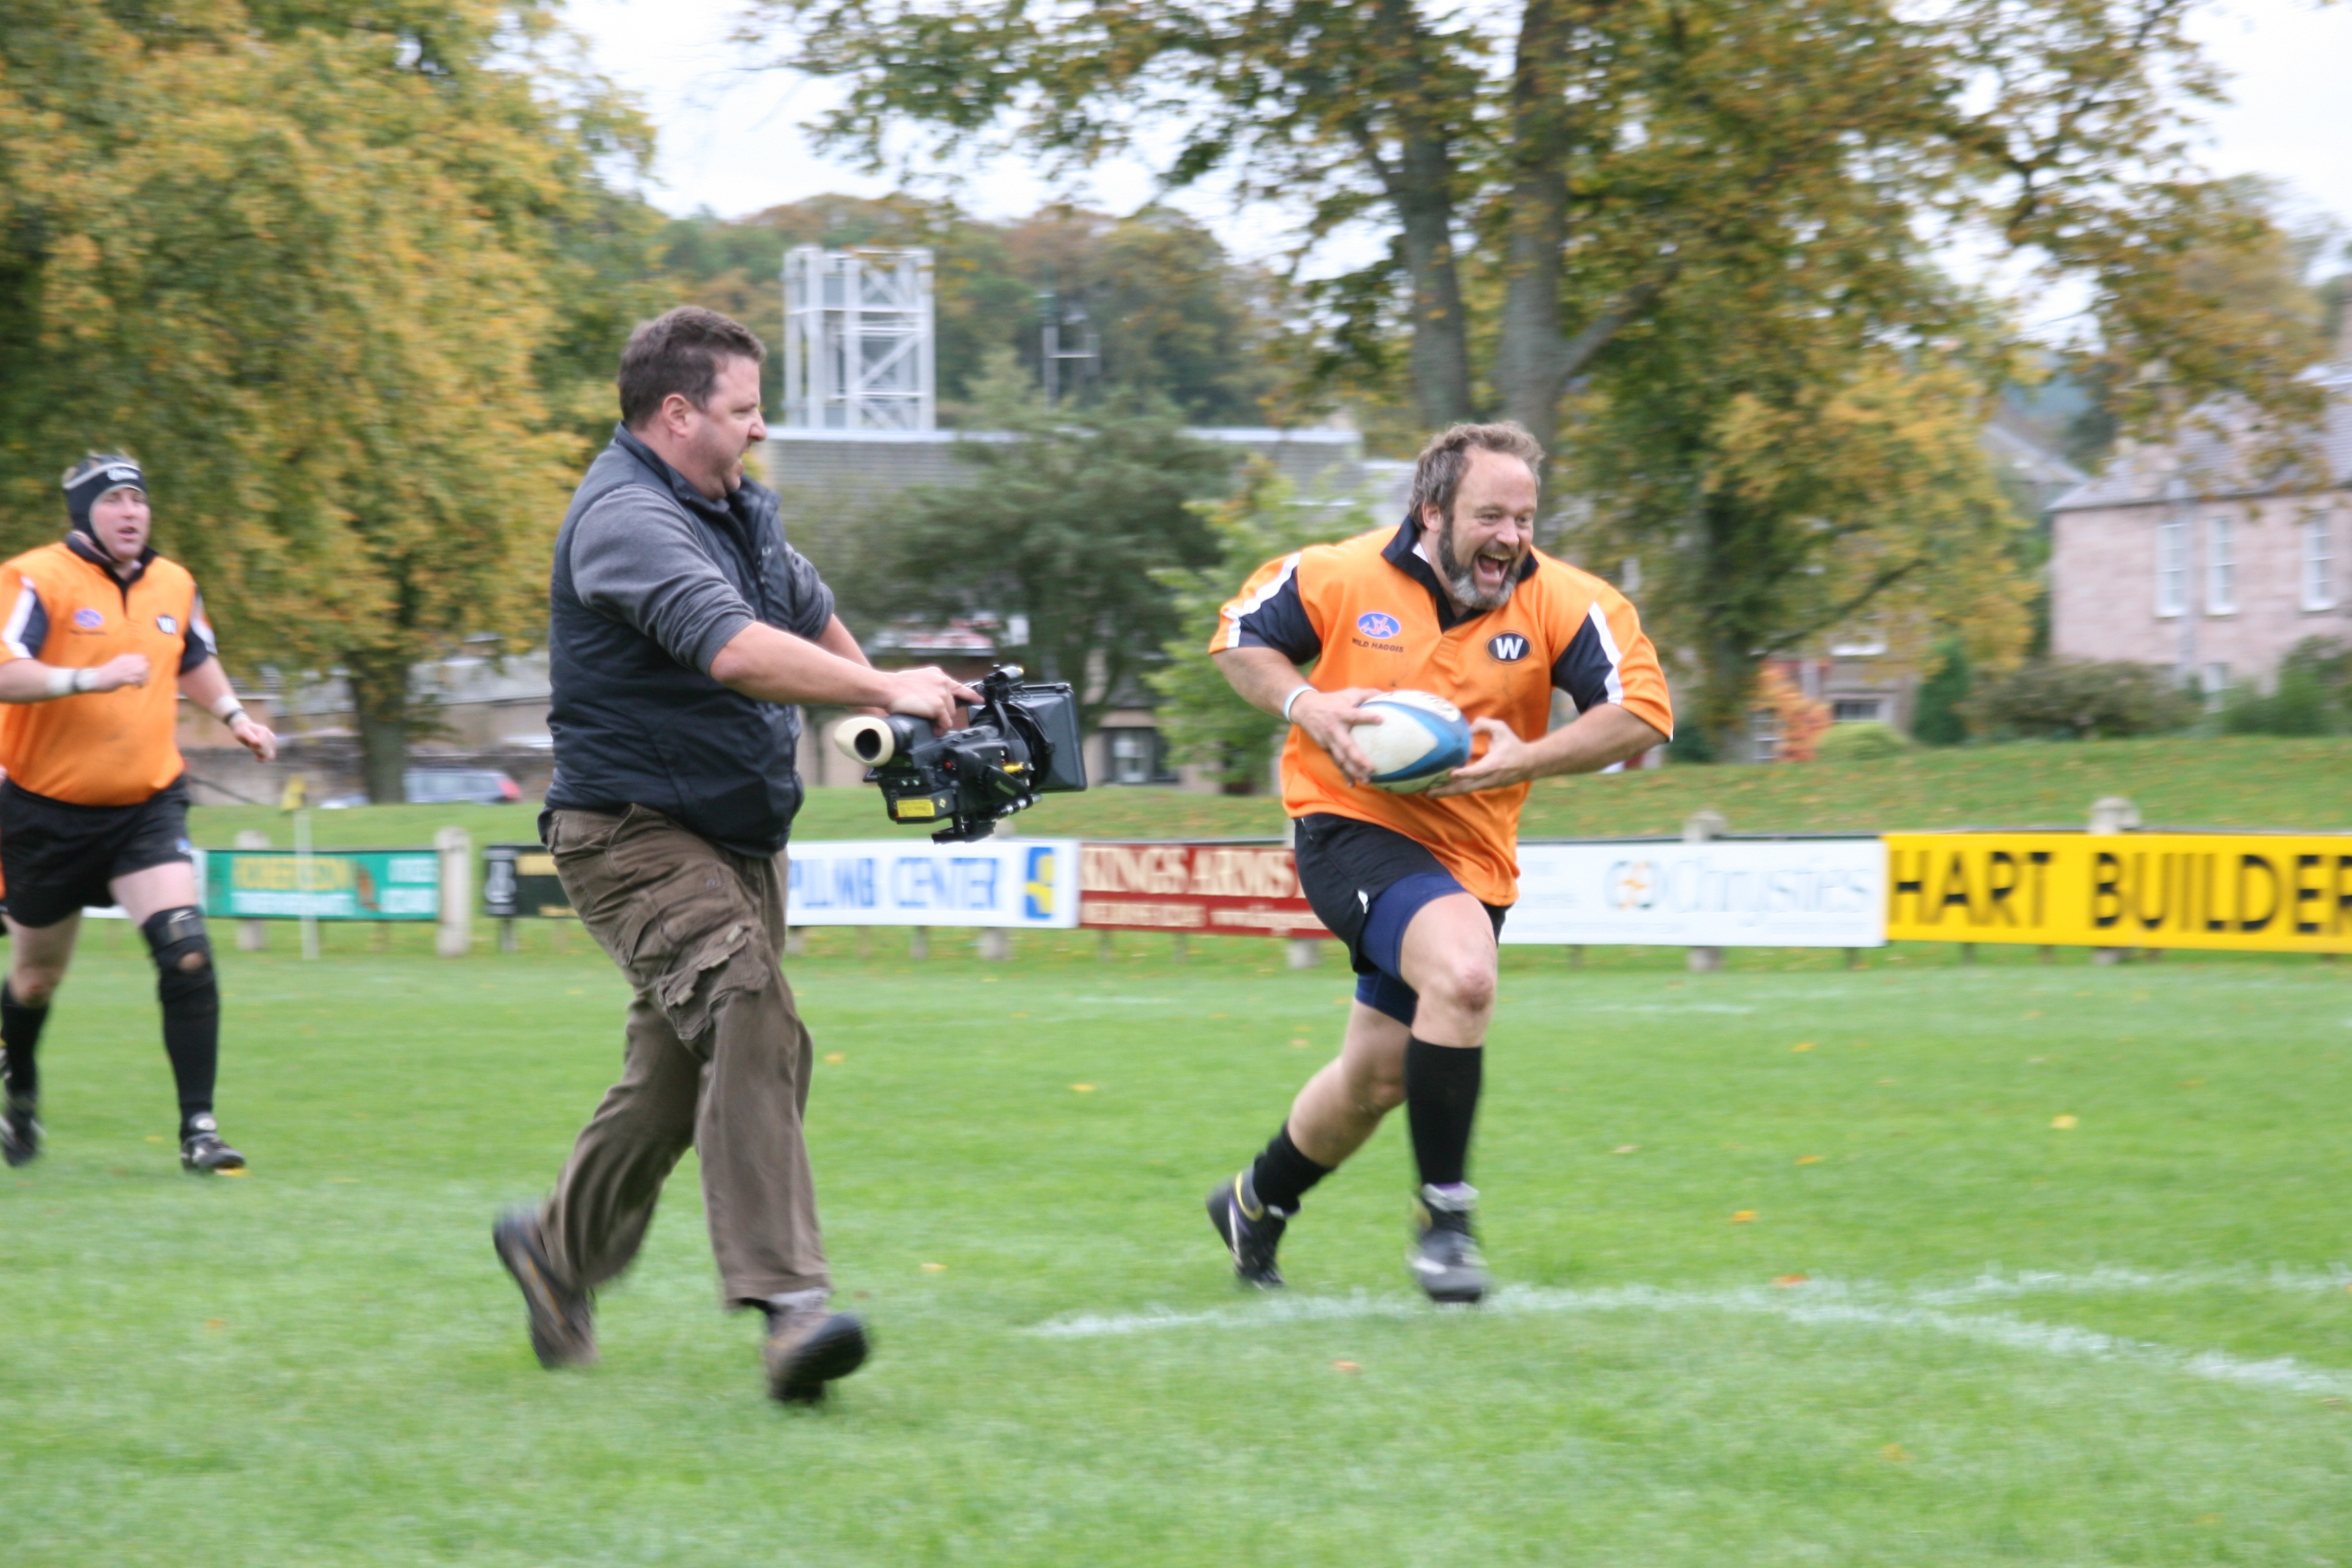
[0,454,277,1172]
[1205,422,1674,1302]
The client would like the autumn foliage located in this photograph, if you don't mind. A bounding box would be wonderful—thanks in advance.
[0,0,657,797]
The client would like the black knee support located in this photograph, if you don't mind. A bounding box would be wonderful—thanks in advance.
[142,907,219,1122]
[142,906,215,1005]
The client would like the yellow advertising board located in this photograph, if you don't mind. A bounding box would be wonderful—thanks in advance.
[1884,833,2352,953]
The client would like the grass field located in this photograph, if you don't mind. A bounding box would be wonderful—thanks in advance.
[185,734,2352,852]
[7,926,2352,1565]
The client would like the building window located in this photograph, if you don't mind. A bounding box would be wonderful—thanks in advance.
[2156,518,2188,616]
[1831,699,1885,724]
[2206,515,2236,615]
[1750,708,1780,763]
[1104,728,1174,786]
[2304,515,2337,611]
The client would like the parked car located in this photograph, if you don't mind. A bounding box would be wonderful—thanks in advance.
[320,767,522,807]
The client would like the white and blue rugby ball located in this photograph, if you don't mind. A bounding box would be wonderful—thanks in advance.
[1351,690,1473,793]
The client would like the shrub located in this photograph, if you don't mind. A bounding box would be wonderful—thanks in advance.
[1911,641,1971,746]
[1664,724,1717,765]
[1815,720,1912,762]
[2220,638,2351,736]
[1958,658,2197,740]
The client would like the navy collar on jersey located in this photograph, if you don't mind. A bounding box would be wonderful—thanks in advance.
[1382,513,1538,633]
[64,526,155,595]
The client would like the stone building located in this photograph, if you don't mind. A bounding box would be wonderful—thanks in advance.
[2049,359,2352,698]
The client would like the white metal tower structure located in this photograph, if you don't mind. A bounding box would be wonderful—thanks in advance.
[781,246,936,432]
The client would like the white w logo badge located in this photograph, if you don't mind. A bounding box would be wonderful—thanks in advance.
[1487,634,1530,663]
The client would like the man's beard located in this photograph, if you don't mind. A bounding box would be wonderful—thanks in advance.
[1436,513,1524,612]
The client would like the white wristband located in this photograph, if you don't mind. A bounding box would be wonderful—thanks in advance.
[45,666,81,697]
[1281,684,1315,724]
[209,691,246,723]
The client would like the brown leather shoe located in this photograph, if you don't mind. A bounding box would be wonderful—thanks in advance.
[493,1208,597,1368]
[762,1299,869,1404]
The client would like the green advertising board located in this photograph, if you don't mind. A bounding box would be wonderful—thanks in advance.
[203,850,441,922]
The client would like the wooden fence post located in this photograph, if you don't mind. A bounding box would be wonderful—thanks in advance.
[234,831,270,950]
[1684,811,1727,973]
[2088,796,2139,966]
[435,826,472,958]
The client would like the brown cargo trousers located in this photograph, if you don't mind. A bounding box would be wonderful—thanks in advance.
[536,804,827,1307]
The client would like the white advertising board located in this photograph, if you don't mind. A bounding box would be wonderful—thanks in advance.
[785,838,1081,928]
[1504,838,1887,948]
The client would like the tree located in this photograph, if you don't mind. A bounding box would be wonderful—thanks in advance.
[1148,467,1375,791]
[2038,178,2345,471]
[1006,205,1279,424]
[1912,641,1973,746]
[754,0,2317,462]
[0,0,658,799]
[1573,324,2037,756]
[816,352,1232,730]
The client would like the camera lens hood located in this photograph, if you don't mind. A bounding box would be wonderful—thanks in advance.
[835,714,899,767]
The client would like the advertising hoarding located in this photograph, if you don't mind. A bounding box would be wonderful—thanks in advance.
[784,838,1079,928]
[1077,841,1331,937]
[1883,832,2352,953]
[482,845,574,919]
[202,849,440,922]
[1504,838,1887,948]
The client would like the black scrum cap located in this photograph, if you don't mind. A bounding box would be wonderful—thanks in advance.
[62,454,146,536]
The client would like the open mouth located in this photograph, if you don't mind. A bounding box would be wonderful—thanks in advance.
[1471,552,1514,593]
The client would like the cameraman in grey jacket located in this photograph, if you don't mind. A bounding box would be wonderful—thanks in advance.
[494,306,974,1404]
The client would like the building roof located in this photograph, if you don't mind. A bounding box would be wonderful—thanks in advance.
[2050,361,2352,512]
[1979,413,2086,493]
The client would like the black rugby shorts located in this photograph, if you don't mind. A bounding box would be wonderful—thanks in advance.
[0,776,195,929]
[1291,812,1506,981]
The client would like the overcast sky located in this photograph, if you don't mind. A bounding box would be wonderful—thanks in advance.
[562,0,2352,267]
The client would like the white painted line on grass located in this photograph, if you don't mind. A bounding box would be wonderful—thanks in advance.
[1026,1273,2352,1402]
[1775,1300,2352,1400]
[1910,1264,2352,1306]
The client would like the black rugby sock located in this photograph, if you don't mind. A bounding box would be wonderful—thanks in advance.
[1404,1037,1483,1189]
[144,908,221,1134]
[160,989,219,1132]
[1,982,48,1102]
[1247,1123,1331,1216]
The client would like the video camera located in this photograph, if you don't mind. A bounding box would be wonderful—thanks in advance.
[833,665,1087,842]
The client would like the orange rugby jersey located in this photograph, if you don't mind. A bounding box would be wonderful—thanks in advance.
[0,534,216,805]
[1214,516,1672,905]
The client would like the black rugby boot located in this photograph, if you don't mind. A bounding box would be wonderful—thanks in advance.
[179,1114,245,1174]
[1207,1169,1289,1288]
[1408,1183,1490,1305]
[1,1094,40,1168]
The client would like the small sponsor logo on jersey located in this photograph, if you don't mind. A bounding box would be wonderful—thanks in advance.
[72,607,104,632]
[1356,611,1402,640]
[156,614,179,635]
[1487,633,1530,663]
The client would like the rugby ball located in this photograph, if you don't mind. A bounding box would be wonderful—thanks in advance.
[1351,690,1473,793]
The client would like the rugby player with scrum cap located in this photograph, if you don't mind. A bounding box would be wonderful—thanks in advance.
[1205,422,1673,1302]
[0,454,278,1173]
